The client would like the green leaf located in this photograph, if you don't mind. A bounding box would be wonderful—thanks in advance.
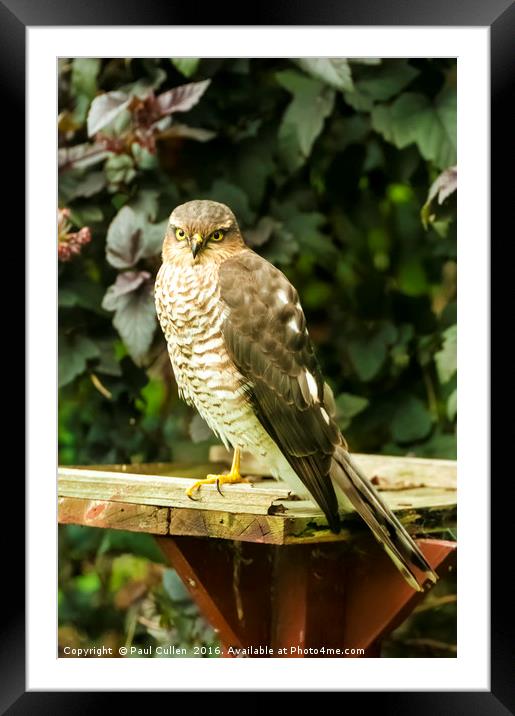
[342,89,374,112]
[276,70,335,172]
[97,530,166,562]
[95,340,122,377]
[447,388,457,421]
[71,58,101,124]
[59,333,100,387]
[109,554,150,592]
[347,322,397,381]
[295,58,353,91]
[58,279,104,313]
[355,60,419,102]
[260,226,298,266]
[397,258,429,297]
[335,393,370,429]
[371,87,456,169]
[405,432,456,459]
[283,211,336,260]
[105,154,136,188]
[171,58,200,78]
[233,135,276,207]
[73,571,101,594]
[58,170,106,203]
[203,179,255,226]
[391,395,432,443]
[131,142,158,170]
[435,324,457,384]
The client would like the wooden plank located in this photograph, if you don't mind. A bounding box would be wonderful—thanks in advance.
[58,465,293,515]
[57,493,456,545]
[57,452,457,544]
[210,447,457,490]
[168,508,286,545]
[58,497,170,534]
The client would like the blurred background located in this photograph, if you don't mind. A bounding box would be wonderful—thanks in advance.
[58,57,457,657]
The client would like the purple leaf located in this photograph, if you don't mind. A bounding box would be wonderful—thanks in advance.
[159,123,216,142]
[156,79,211,116]
[113,285,157,365]
[105,206,145,269]
[102,271,151,312]
[87,90,131,137]
[421,165,457,228]
[429,165,457,205]
[244,217,280,247]
[102,272,156,364]
[58,143,110,171]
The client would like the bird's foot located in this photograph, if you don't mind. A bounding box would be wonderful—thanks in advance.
[186,447,247,500]
[186,470,249,500]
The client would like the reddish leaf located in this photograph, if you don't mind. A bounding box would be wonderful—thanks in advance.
[158,123,215,142]
[156,79,210,116]
[105,206,144,269]
[101,271,151,312]
[87,91,131,137]
[58,142,110,170]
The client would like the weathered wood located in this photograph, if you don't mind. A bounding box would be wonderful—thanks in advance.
[209,446,457,490]
[154,534,456,658]
[341,538,457,653]
[168,508,287,544]
[56,453,458,658]
[58,452,456,544]
[271,542,349,657]
[59,464,293,515]
[155,536,272,654]
[58,497,170,534]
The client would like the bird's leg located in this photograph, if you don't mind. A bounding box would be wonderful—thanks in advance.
[186,447,249,500]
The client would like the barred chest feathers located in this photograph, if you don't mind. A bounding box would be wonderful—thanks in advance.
[154,260,261,452]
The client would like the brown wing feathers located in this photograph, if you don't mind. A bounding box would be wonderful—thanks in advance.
[219,250,342,531]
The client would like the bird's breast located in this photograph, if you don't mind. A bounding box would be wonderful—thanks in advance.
[155,261,236,389]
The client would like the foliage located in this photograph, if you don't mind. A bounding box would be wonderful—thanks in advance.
[58,526,218,657]
[58,57,457,656]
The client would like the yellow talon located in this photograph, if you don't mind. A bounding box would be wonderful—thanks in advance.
[186,447,248,500]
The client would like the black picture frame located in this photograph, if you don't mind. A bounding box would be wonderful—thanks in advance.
[8,0,510,711]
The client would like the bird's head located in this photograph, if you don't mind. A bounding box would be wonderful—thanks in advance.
[162,200,245,265]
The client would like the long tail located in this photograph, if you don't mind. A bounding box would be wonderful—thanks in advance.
[330,447,438,592]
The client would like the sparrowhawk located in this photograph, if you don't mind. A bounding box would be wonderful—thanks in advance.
[154,199,437,591]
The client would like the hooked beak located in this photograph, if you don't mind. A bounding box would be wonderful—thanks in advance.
[190,233,203,260]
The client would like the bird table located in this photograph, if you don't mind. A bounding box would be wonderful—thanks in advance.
[58,447,457,658]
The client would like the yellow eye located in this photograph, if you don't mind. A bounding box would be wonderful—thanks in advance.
[175,228,186,241]
[211,230,224,241]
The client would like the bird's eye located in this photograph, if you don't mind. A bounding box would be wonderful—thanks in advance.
[210,230,224,241]
[175,228,186,241]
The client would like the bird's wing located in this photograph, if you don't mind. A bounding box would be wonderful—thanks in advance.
[218,249,343,530]
[219,249,438,589]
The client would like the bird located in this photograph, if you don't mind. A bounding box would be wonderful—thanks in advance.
[154,199,438,592]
